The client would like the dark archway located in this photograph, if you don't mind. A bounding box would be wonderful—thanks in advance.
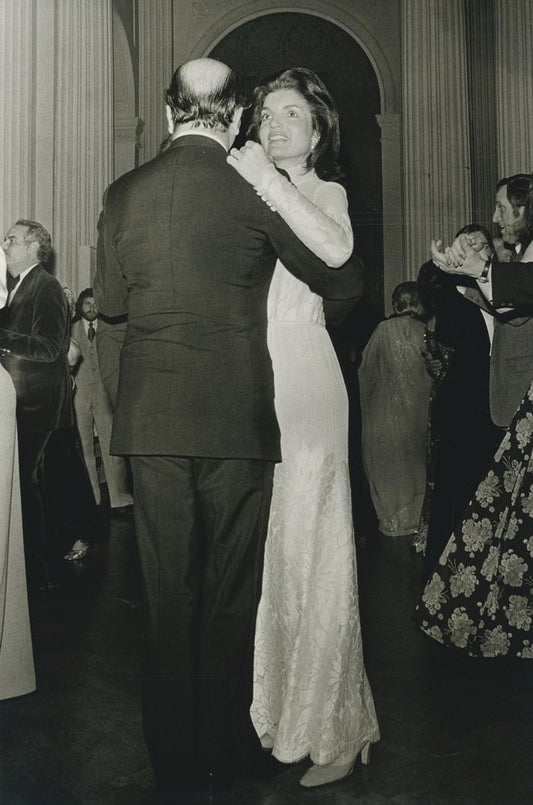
[210,12,383,314]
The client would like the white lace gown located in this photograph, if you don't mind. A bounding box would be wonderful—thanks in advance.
[251,172,379,765]
[0,250,35,701]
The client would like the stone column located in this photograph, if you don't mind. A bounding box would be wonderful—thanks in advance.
[138,0,174,164]
[0,0,35,231]
[465,0,498,226]
[495,0,533,177]
[114,116,144,181]
[402,0,471,271]
[53,0,113,292]
[376,114,403,313]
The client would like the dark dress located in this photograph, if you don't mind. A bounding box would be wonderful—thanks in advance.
[417,380,533,658]
[421,283,501,573]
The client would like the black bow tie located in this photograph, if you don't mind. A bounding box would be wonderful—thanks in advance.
[6,273,21,292]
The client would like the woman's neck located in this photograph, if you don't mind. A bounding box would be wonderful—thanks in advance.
[281,164,314,184]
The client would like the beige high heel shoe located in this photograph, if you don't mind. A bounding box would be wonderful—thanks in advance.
[299,742,371,788]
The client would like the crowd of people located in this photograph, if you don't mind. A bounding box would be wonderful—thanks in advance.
[0,56,531,803]
[358,174,533,660]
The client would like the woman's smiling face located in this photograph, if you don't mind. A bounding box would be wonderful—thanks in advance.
[259,88,318,170]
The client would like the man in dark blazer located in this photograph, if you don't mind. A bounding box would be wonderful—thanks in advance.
[95,58,363,797]
[0,220,72,591]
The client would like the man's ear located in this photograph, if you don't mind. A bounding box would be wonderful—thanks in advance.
[165,104,174,135]
[28,240,39,261]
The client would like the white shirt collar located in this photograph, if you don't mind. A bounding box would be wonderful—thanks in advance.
[172,129,228,151]
[83,318,98,333]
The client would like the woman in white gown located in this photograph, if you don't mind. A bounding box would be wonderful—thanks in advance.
[228,67,379,788]
[0,247,35,700]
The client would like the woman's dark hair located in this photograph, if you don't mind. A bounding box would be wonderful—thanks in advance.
[248,67,342,181]
[417,260,457,316]
[391,281,426,320]
[455,223,495,252]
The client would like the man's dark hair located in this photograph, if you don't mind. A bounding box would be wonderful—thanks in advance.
[496,173,533,244]
[455,223,495,252]
[16,219,52,263]
[248,67,342,182]
[165,59,248,130]
[76,287,95,318]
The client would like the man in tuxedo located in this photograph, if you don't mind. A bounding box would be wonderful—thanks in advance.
[70,288,132,513]
[0,220,72,591]
[431,173,533,427]
[95,58,363,797]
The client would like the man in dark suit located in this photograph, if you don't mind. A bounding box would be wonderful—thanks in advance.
[95,58,363,797]
[0,220,72,591]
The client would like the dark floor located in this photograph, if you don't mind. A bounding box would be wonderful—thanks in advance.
[1,510,532,805]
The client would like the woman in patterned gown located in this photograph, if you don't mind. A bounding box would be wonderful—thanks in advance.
[0,247,36,700]
[417,380,533,659]
[359,281,432,538]
[228,67,379,788]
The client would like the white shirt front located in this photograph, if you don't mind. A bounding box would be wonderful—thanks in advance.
[83,318,98,336]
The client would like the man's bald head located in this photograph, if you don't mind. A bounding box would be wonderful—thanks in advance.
[165,58,247,132]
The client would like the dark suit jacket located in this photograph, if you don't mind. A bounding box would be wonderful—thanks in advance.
[95,315,127,409]
[492,260,533,307]
[461,251,533,426]
[95,134,363,460]
[0,265,72,432]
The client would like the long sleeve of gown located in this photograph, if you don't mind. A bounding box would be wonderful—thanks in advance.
[254,165,353,268]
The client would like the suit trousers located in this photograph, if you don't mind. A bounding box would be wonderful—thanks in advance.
[129,455,274,792]
[74,384,132,508]
[17,427,52,591]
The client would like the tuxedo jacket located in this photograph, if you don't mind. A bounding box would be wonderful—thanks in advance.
[0,265,72,432]
[489,242,533,426]
[462,242,533,427]
[492,259,533,307]
[95,134,364,460]
[94,315,127,410]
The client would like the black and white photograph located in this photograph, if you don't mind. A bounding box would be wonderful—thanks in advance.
[1,2,532,803]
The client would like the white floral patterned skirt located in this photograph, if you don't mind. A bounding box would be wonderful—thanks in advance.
[417,381,533,658]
